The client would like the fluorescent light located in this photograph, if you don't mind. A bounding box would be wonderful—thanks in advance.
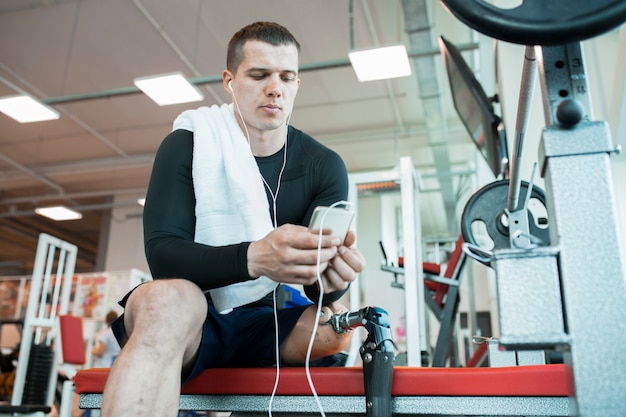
[134,72,204,106]
[349,45,412,82]
[0,95,60,123]
[35,206,83,221]
[137,198,146,206]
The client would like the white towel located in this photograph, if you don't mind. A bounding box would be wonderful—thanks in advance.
[173,103,278,314]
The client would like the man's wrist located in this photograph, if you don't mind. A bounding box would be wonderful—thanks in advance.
[245,240,261,278]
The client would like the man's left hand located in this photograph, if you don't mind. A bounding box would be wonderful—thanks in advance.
[321,230,365,293]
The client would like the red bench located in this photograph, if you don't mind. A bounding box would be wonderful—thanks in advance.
[74,364,571,416]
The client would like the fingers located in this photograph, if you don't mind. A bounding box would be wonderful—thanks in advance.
[278,224,342,249]
[321,245,366,292]
[320,265,349,292]
[343,230,356,247]
[280,225,343,266]
[248,224,363,287]
[303,228,342,249]
[335,246,366,275]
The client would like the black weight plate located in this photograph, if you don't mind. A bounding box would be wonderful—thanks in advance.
[439,0,626,45]
[461,180,550,250]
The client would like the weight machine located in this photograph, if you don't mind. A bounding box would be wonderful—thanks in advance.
[441,1,626,415]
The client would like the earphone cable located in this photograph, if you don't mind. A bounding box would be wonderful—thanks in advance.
[231,84,287,229]
[268,286,280,417]
[305,200,353,416]
[231,87,287,417]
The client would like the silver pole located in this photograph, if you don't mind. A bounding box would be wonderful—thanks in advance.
[507,46,537,212]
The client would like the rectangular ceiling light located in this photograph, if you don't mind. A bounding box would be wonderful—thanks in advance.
[134,72,204,106]
[0,95,60,123]
[349,45,412,82]
[35,206,83,221]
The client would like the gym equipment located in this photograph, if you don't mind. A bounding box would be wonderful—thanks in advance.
[382,235,467,367]
[461,179,549,252]
[57,315,88,417]
[20,343,55,405]
[74,360,570,416]
[441,0,626,415]
[439,35,508,179]
[0,233,78,416]
[438,0,626,46]
[349,158,428,367]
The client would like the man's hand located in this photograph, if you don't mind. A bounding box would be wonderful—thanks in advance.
[320,230,365,293]
[247,224,340,285]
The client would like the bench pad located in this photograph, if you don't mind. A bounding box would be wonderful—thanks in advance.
[74,364,570,397]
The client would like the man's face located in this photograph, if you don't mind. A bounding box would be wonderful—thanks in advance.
[229,40,300,135]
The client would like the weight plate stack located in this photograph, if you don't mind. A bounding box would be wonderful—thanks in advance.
[22,343,54,405]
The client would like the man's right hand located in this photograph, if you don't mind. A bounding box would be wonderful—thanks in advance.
[247,224,340,285]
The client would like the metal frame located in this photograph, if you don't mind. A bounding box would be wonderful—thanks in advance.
[489,42,626,416]
[5,233,78,415]
[537,43,626,416]
[79,393,569,416]
[348,157,427,367]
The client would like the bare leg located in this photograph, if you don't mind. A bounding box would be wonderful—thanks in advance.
[100,279,207,417]
[71,392,85,417]
[280,302,353,364]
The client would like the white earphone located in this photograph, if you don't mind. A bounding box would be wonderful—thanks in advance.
[228,80,233,92]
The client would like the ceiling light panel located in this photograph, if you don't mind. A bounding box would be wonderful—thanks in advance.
[349,45,412,82]
[134,72,204,106]
[34,206,83,221]
[0,95,60,123]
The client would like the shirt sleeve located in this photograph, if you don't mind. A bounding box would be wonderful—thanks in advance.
[143,129,252,290]
[303,284,350,305]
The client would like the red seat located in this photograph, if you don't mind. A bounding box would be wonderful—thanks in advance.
[59,315,87,365]
[74,364,570,397]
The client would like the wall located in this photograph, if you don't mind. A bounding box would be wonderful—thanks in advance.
[104,194,150,274]
[356,193,410,350]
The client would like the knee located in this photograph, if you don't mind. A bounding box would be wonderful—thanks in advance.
[124,279,207,337]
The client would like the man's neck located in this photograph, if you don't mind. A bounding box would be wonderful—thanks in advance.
[249,124,288,157]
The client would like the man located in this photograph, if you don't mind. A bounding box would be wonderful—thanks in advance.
[92,311,121,368]
[101,21,365,417]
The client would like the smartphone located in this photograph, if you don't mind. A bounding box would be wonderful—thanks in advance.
[308,206,355,244]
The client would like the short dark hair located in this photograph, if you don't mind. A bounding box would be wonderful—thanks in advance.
[227,21,301,74]
[105,310,118,326]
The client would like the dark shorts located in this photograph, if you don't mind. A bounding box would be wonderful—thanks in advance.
[111,286,339,383]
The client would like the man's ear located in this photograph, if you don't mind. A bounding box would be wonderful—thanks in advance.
[222,70,233,94]
[294,77,301,95]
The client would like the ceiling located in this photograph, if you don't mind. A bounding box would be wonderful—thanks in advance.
[1,0,624,276]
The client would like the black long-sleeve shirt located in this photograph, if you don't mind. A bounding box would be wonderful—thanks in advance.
[143,126,350,306]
